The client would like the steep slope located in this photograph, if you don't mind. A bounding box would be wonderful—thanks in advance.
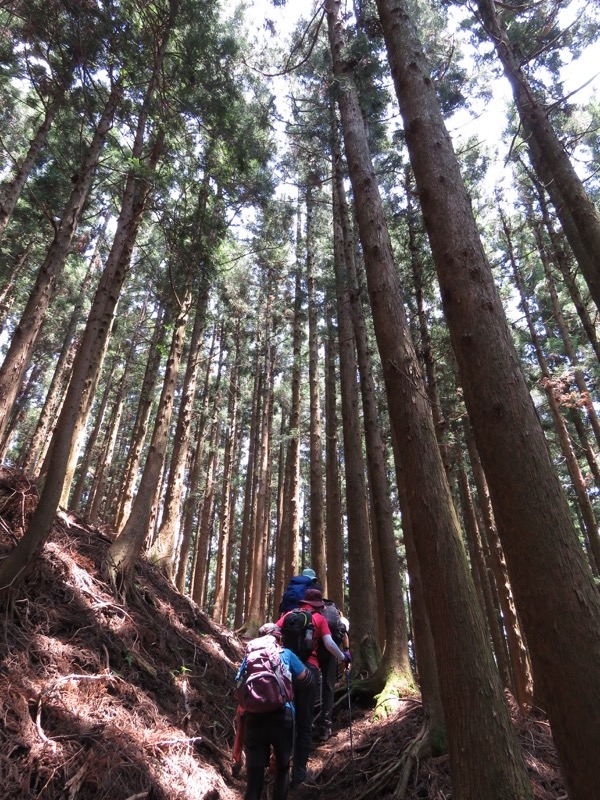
[0,466,567,800]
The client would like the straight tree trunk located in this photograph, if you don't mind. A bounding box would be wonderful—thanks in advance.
[330,134,380,676]
[234,341,262,628]
[212,320,241,623]
[462,419,534,710]
[324,303,344,611]
[175,325,218,593]
[327,3,533,796]
[0,82,121,443]
[247,294,274,624]
[107,288,191,596]
[333,136,413,693]
[191,326,225,608]
[306,179,326,582]
[113,303,168,531]
[456,457,513,691]
[475,0,600,314]
[373,0,600,795]
[149,287,209,578]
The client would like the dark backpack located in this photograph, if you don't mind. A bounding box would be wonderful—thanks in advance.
[235,635,294,713]
[280,609,314,662]
[320,599,345,645]
[279,575,320,614]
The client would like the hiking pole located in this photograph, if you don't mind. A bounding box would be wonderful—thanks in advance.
[345,668,356,789]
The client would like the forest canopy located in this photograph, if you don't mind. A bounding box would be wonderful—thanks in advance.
[1,0,600,798]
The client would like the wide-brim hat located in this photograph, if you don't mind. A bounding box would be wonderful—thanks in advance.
[303,588,324,608]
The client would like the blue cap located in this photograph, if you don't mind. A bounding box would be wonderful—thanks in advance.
[302,568,317,579]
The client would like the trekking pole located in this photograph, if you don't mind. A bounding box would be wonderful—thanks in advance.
[345,668,356,788]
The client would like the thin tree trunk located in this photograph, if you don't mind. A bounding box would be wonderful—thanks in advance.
[475,0,600,314]
[191,327,225,607]
[149,287,209,578]
[107,289,191,596]
[324,302,344,611]
[456,457,512,691]
[234,341,262,628]
[462,419,534,710]
[247,294,274,624]
[113,303,168,531]
[212,320,241,623]
[306,179,326,582]
[175,325,218,593]
[0,82,121,443]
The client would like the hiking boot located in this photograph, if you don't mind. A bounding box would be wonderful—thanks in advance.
[290,766,307,789]
[318,725,332,742]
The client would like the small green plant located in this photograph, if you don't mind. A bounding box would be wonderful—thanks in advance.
[171,663,192,678]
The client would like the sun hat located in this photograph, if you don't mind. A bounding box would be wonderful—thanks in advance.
[303,588,325,608]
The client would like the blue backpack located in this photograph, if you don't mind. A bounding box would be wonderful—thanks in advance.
[278,575,319,613]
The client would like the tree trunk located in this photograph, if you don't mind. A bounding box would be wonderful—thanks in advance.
[149,287,209,578]
[327,3,533,796]
[191,325,225,608]
[334,133,413,695]
[324,302,344,611]
[212,319,241,623]
[373,0,600,794]
[175,324,218,593]
[306,179,326,582]
[330,128,380,676]
[234,338,262,628]
[106,289,190,597]
[247,294,274,624]
[0,82,121,443]
[113,303,168,531]
[475,0,600,314]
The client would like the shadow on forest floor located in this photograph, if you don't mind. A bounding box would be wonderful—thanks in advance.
[0,466,566,799]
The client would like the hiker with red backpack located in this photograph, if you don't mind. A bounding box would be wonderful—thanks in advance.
[277,588,351,788]
[235,623,316,800]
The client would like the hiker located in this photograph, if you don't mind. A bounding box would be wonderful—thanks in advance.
[277,588,351,787]
[316,600,349,742]
[278,567,322,614]
[235,623,316,800]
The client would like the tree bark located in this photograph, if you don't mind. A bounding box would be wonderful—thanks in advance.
[0,81,121,443]
[306,178,326,582]
[474,0,600,314]
[327,3,533,795]
[373,0,600,795]
[106,289,190,597]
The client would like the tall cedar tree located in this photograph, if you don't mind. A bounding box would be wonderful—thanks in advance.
[373,0,600,795]
[326,1,534,796]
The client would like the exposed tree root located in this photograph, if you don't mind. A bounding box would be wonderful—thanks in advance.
[353,718,432,800]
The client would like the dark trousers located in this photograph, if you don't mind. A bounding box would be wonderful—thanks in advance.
[292,664,320,782]
[243,708,293,800]
[319,650,336,728]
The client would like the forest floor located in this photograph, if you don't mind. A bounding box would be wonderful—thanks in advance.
[0,466,567,800]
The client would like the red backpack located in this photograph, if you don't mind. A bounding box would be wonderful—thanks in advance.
[235,635,294,713]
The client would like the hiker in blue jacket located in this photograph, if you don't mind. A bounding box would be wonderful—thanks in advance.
[278,567,322,614]
[241,623,316,800]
